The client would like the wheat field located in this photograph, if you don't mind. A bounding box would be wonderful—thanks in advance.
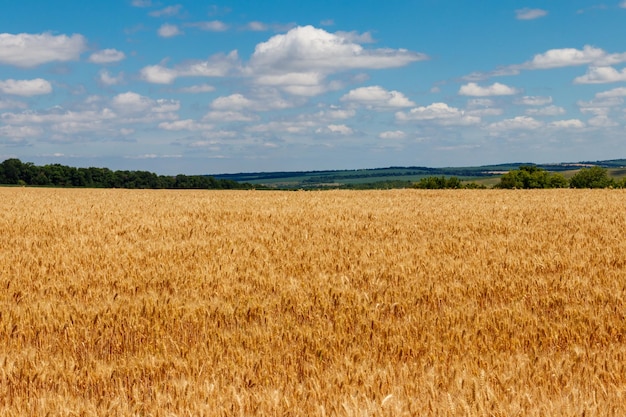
[1,188,625,416]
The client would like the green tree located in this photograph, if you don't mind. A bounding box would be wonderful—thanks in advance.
[569,166,614,188]
[496,165,568,189]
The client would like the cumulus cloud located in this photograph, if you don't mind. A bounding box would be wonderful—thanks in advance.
[0,99,27,110]
[209,92,295,112]
[0,32,87,67]
[525,105,566,116]
[595,87,626,98]
[202,111,258,122]
[459,82,519,96]
[210,93,254,111]
[0,108,117,139]
[158,119,213,131]
[0,78,52,96]
[140,51,239,84]
[396,102,480,125]
[112,91,180,114]
[88,49,126,64]
[316,108,356,120]
[246,25,427,95]
[516,96,553,106]
[487,116,543,131]
[0,125,44,139]
[340,86,415,108]
[158,24,182,38]
[178,84,215,93]
[549,119,585,129]
[245,21,268,31]
[515,8,548,20]
[0,93,180,137]
[317,124,354,135]
[573,66,626,84]
[465,46,626,81]
[577,97,623,117]
[186,21,229,32]
[98,69,124,86]
[588,115,619,127]
[379,130,406,140]
[522,46,626,70]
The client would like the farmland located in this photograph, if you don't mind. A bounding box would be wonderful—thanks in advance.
[1,188,626,416]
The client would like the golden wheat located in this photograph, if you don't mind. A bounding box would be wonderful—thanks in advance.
[1,188,625,416]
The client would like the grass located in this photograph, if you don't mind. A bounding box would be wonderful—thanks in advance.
[1,188,626,416]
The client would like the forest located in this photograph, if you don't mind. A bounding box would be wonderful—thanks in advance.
[0,158,254,190]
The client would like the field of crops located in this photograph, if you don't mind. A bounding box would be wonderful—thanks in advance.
[1,188,625,416]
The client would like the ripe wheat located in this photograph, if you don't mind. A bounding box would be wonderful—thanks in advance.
[1,188,625,416]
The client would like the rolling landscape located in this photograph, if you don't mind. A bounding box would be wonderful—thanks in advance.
[212,159,626,189]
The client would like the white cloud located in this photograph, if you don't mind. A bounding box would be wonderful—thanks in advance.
[158,120,213,131]
[574,66,626,84]
[396,102,481,125]
[186,21,229,32]
[247,120,317,135]
[246,21,268,31]
[317,108,356,120]
[0,108,118,139]
[178,84,215,93]
[158,24,182,38]
[340,86,415,108]
[487,116,543,131]
[0,125,43,138]
[621,0,626,8]
[548,119,586,129]
[210,93,254,111]
[320,124,353,135]
[525,105,566,116]
[588,115,619,127]
[209,91,295,112]
[149,5,183,17]
[523,46,626,70]
[459,82,519,96]
[140,65,178,84]
[379,130,406,140]
[595,87,626,98]
[464,46,626,81]
[467,98,495,107]
[0,32,87,67]
[465,98,503,116]
[516,96,553,106]
[334,31,375,44]
[577,97,623,116]
[98,69,124,86]
[246,25,427,95]
[112,92,180,115]
[203,111,258,122]
[515,8,548,20]
[88,49,126,64]
[0,78,52,96]
[0,99,26,110]
[140,51,238,84]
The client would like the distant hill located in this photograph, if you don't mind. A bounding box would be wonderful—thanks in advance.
[212,159,626,189]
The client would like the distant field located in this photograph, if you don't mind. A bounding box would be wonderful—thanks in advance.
[1,188,626,416]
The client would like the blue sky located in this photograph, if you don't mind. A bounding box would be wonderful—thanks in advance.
[1,1,626,174]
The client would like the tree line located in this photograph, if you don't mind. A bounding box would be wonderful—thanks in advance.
[0,159,255,189]
[495,165,624,189]
[413,165,624,189]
